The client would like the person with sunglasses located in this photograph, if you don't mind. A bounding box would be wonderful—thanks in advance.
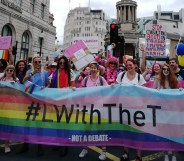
[0,65,19,82]
[105,57,119,85]
[50,55,75,88]
[50,55,75,157]
[22,55,50,156]
[23,55,50,88]
[0,65,19,153]
[154,63,178,89]
[154,63,178,161]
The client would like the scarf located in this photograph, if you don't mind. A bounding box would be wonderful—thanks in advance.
[51,69,69,88]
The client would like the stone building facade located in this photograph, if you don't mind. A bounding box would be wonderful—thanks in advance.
[63,7,107,53]
[0,0,56,63]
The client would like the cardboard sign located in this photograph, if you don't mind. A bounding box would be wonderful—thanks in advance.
[73,36,99,53]
[0,36,12,50]
[64,40,94,70]
[145,24,166,56]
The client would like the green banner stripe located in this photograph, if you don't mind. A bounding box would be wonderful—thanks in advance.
[0,117,142,133]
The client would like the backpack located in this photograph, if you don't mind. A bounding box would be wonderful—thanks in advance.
[121,72,140,82]
[84,76,104,87]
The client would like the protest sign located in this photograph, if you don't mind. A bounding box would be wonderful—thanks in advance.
[73,36,99,53]
[0,36,11,50]
[145,24,166,56]
[64,40,94,70]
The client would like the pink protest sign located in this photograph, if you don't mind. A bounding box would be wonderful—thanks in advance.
[64,40,87,58]
[64,40,94,70]
[0,36,12,50]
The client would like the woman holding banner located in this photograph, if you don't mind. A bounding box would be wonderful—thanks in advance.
[79,61,108,161]
[116,58,146,161]
[0,65,19,153]
[154,63,178,161]
[50,55,75,156]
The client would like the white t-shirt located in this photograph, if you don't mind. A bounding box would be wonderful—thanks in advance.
[0,72,4,78]
[116,72,146,86]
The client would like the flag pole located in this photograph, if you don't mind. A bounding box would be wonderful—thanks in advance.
[69,0,71,11]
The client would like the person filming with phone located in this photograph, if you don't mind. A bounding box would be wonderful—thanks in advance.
[23,54,50,88]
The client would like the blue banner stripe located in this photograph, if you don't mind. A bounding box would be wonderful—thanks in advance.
[0,124,179,144]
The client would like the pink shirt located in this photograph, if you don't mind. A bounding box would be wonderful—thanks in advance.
[81,76,108,87]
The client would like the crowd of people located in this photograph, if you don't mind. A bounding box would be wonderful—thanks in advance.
[0,46,184,161]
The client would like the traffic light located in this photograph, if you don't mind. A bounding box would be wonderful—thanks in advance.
[110,23,118,44]
[12,46,17,55]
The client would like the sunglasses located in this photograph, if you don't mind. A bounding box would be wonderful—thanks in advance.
[34,61,41,64]
[110,62,117,65]
[6,69,14,72]
[162,67,170,71]
[59,62,65,65]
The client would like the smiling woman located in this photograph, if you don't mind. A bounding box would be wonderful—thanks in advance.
[154,63,178,89]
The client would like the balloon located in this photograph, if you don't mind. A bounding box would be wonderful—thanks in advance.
[178,55,184,67]
[175,43,184,56]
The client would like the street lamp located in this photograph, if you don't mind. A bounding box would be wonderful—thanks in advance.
[39,31,44,56]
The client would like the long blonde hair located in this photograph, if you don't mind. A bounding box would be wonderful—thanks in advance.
[1,65,17,81]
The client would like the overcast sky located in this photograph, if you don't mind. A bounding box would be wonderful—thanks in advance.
[50,0,183,44]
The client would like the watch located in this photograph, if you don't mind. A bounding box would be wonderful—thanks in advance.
[30,72,34,76]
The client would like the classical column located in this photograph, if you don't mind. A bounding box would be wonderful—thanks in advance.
[132,6,135,22]
[120,6,123,22]
[128,6,131,21]
[123,6,126,21]
[135,7,137,21]
[117,7,119,21]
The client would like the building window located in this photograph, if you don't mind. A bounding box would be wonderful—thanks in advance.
[1,25,12,36]
[20,32,29,60]
[41,3,45,19]
[30,0,36,13]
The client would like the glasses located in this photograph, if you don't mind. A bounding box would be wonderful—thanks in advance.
[162,67,170,71]
[59,62,65,65]
[6,69,14,72]
[51,65,57,68]
[110,62,117,65]
[34,61,41,64]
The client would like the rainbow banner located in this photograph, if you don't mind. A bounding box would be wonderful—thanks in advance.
[0,81,184,151]
[0,49,9,61]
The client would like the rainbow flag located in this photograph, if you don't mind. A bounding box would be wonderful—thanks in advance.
[0,49,9,61]
[0,82,184,150]
[24,81,36,94]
